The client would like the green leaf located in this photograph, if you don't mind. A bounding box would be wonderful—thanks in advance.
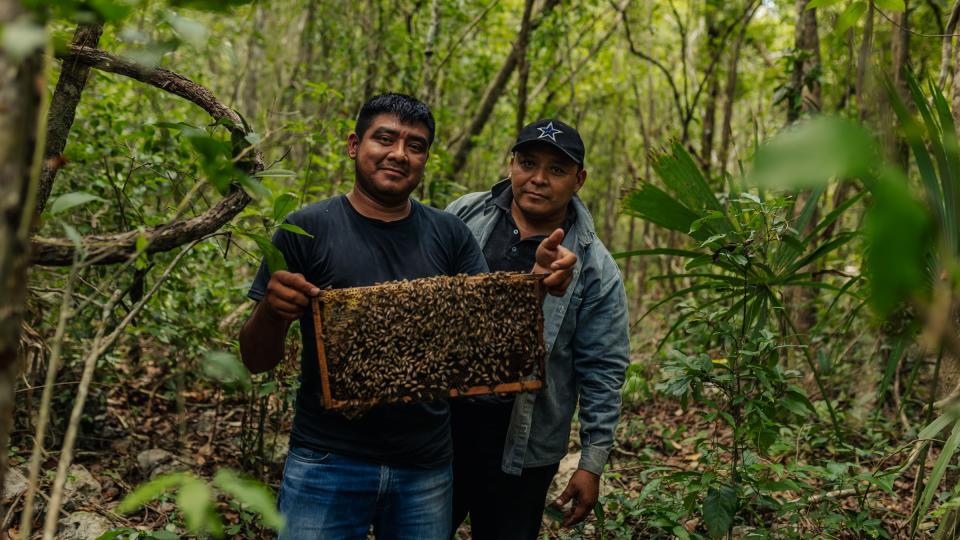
[612,248,704,260]
[239,175,271,200]
[117,472,192,514]
[836,1,867,34]
[272,193,298,222]
[622,183,707,240]
[89,0,133,21]
[177,477,223,538]
[151,121,204,136]
[806,0,844,7]
[750,117,878,190]
[50,192,105,216]
[864,169,932,315]
[62,224,84,251]
[653,142,727,219]
[2,16,47,61]
[702,485,737,538]
[758,479,802,492]
[213,469,285,531]
[914,419,960,529]
[875,0,905,11]
[168,0,255,10]
[94,530,129,540]
[278,223,314,238]
[781,389,816,417]
[202,351,252,390]
[164,12,208,47]
[255,168,297,178]
[241,232,287,274]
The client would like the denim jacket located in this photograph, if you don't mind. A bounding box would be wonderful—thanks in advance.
[446,180,630,476]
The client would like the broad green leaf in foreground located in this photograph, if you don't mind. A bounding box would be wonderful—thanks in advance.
[50,192,105,216]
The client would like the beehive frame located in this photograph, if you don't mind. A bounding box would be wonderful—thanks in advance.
[310,273,546,410]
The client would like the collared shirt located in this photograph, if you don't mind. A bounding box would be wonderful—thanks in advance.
[482,185,577,273]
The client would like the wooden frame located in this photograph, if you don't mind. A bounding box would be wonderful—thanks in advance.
[311,273,546,410]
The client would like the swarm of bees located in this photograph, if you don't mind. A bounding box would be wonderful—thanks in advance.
[316,272,545,411]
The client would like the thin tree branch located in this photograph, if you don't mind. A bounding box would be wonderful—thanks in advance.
[531,1,626,103]
[432,0,500,80]
[877,6,960,37]
[19,256,80,540]
[619,3,685,125]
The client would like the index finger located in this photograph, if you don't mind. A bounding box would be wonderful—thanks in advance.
[274,271,320,296]
[541,228,564,250]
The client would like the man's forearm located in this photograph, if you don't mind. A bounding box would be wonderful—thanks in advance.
[239,301,290,373]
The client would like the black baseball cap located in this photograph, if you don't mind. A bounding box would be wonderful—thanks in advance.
[511,119,585,166]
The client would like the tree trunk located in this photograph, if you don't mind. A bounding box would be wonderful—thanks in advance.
[950,2,960,125]
[418,0,442,201]
[788,0,822,122]
[515,0,535,135]
[938,0,960,88]
[363,0,382,99]
[699,2,721,179]
[891,0,910,168]
[422,0,441,101]
[35,23,102,216]
[856,0,875,121]
[718,4,758,175]
[0,0,44,500]
[242,4,264,120]
[788,0,823,341]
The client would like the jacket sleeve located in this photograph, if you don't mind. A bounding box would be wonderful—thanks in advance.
[444,194,469,217]
[573,253,630,475]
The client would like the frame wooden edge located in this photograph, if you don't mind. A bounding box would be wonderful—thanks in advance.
[311,297,333,409]
[327,379,544,410]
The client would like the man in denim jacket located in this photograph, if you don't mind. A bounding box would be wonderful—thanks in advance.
[446,119,630,539]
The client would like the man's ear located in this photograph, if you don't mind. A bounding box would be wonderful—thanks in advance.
[347,133,360,159]
[574,169,587,193]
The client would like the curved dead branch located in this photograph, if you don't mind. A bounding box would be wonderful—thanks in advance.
[59,44,247,130]
[32,45,263,266]
[32,189,249,266]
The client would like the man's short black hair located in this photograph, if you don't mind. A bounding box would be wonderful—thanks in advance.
[356,93,436,147]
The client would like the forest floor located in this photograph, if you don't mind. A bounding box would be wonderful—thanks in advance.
[0,358,938,539]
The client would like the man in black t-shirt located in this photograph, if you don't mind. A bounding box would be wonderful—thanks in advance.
[239,94,576,540]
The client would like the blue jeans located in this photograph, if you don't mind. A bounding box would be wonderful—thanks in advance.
[278,446,452,540]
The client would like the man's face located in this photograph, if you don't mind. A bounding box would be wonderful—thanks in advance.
[509,142,586,220]
[348,113,431,204]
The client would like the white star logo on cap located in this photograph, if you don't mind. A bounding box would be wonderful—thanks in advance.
[537,122,563,142]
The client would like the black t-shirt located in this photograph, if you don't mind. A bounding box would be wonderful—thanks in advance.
[248,195,488,468]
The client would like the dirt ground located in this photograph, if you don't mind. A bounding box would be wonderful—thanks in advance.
[2,361,940,539]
